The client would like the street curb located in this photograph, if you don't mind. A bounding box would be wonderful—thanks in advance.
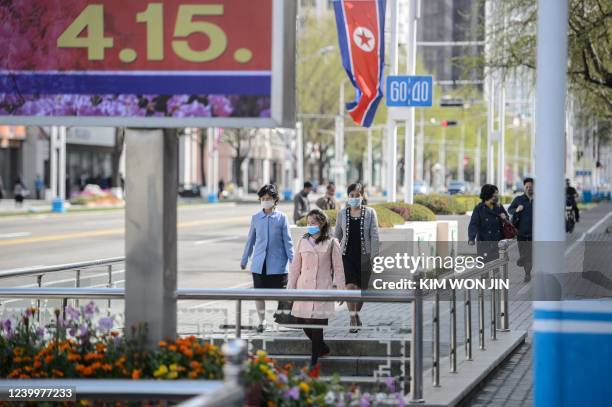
[418,330,527,407]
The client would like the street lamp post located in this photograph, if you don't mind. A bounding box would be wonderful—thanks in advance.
[386,0,399,202]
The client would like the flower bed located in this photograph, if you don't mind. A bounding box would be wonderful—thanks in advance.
[1,306,405,406]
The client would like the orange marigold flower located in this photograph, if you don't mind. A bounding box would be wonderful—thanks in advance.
[13,357,22,364]
[183,349,194,358]
[131,369,142,380]
[19,374,29,379]
[33,360,42,369]
[52,369,64,378]
[91,362,102,370]
[44,356,53,364]
[13,347,24,356]
[188,371,198,379]
[168,345,177,352]
[75,364,85,372]
[110,331,119,337]
[102,364,113,372]
[95,343,106,352]
[158,341,168,348]
[68,354,81,362]
[82,367,94,376]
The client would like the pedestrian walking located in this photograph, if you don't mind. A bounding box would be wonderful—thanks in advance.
[293,181,313,223]
[218,179,225,200]
[288,208,345,366]
[13,177,26,207]
[468,184,509,263]
[315,183,337,210]
[0,175,5,199]
[335,182,379,333]
[566,179,580,222]
[35,174,44,200]
[509,178,534,281]
[241,184,294,332]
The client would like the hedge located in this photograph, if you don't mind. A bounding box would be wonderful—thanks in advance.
[296,206,405,228]
[376,202,436,221]
[414,194,461,215]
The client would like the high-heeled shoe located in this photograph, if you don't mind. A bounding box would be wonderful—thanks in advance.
[349,315,359,333]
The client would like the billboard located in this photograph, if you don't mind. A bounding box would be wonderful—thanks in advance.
[0,0,295,128]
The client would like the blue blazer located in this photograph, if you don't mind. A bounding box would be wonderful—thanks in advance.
[241,210,294,275]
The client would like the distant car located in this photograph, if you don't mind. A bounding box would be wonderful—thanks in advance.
[413,180,430,195]
[448,180,468,195]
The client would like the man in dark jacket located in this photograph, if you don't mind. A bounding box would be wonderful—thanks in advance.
[293,181,313,223]
[508,177,534,281]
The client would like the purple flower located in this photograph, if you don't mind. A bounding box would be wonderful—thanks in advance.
[167,95,190,113]
[384,377,396,393]
[98,316,114,331]
[65,306,80,321]
[68,326,77,337]
[360,393,371,407]
[285,386,300,400]
[25,308,34,318]
[259,108,271,118]
[83,302,96,319]
[79,323,88,337]
[278,373,288,384]
[1,319,11,333]
[174,101,212,118]
[209,95,233,117]
[396,393,406,407]
[35,327,44,338]
[113,336,121,347]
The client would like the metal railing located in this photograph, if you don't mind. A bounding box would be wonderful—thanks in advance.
[0,240,514,403]
[0,340,246,406]
[429,240,514,387]
[0,257,124,319]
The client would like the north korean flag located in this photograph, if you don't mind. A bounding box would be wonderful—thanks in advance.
[333,0,386,128]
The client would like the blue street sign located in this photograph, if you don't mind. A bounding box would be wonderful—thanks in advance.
[386,75,433,107]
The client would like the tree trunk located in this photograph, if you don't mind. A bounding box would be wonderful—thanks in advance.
[200,131,207,186]
[112,128,125,188]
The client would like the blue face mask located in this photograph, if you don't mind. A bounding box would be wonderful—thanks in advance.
[307,225,321,235]
[348,197,362,208]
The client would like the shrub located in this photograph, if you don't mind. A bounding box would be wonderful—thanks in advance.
[296,209,339,227]
[452,195,481,214]
[297,206,405,228]
[369,205,406,227]
[414,194,461,215]
[378,202,436,221]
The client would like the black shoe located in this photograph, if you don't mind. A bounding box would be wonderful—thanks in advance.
[257,324,264,333]
[524,273,531,283]
[319,344,331,358]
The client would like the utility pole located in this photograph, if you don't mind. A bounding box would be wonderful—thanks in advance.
[475,128,482,187]
[295,122,304,193]
[458,124,465,181]
[416,110,425,181]
[533,0,569,404]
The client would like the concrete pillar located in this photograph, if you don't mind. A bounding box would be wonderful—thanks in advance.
[125,129,178,345]
[58,127,67,200]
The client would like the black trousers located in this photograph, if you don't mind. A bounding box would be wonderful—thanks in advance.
[517,236,533,275]
[296,318,328,365]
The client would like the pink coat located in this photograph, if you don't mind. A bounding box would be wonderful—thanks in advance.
[288,237,346,319]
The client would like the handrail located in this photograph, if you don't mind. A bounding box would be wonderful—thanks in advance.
[0,257,124,279]
[0,287,414,303]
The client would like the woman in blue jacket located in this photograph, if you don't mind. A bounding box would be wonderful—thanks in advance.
[468,184,509,263]
[241,184,294,332]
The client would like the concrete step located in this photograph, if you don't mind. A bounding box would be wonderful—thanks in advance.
[248,336,410,357]
[270,354,410,377]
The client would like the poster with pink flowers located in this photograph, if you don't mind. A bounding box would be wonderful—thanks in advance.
[0,0,295,128]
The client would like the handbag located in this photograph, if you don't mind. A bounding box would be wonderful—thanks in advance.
[499,216,518,239]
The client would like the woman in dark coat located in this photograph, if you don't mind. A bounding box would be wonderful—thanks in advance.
[468,184,509,262]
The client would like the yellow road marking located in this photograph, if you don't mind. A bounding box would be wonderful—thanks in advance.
[0,216,248,247]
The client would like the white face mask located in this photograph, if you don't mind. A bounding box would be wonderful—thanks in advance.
[261,200,275,209]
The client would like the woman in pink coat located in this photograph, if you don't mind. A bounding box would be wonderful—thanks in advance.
[288,208,345,366]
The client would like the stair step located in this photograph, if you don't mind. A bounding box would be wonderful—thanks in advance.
[268,354,410,377]
[247,337,411,357]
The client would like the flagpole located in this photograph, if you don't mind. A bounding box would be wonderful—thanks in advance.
[402,0,419,204]
[386,0,399,203]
